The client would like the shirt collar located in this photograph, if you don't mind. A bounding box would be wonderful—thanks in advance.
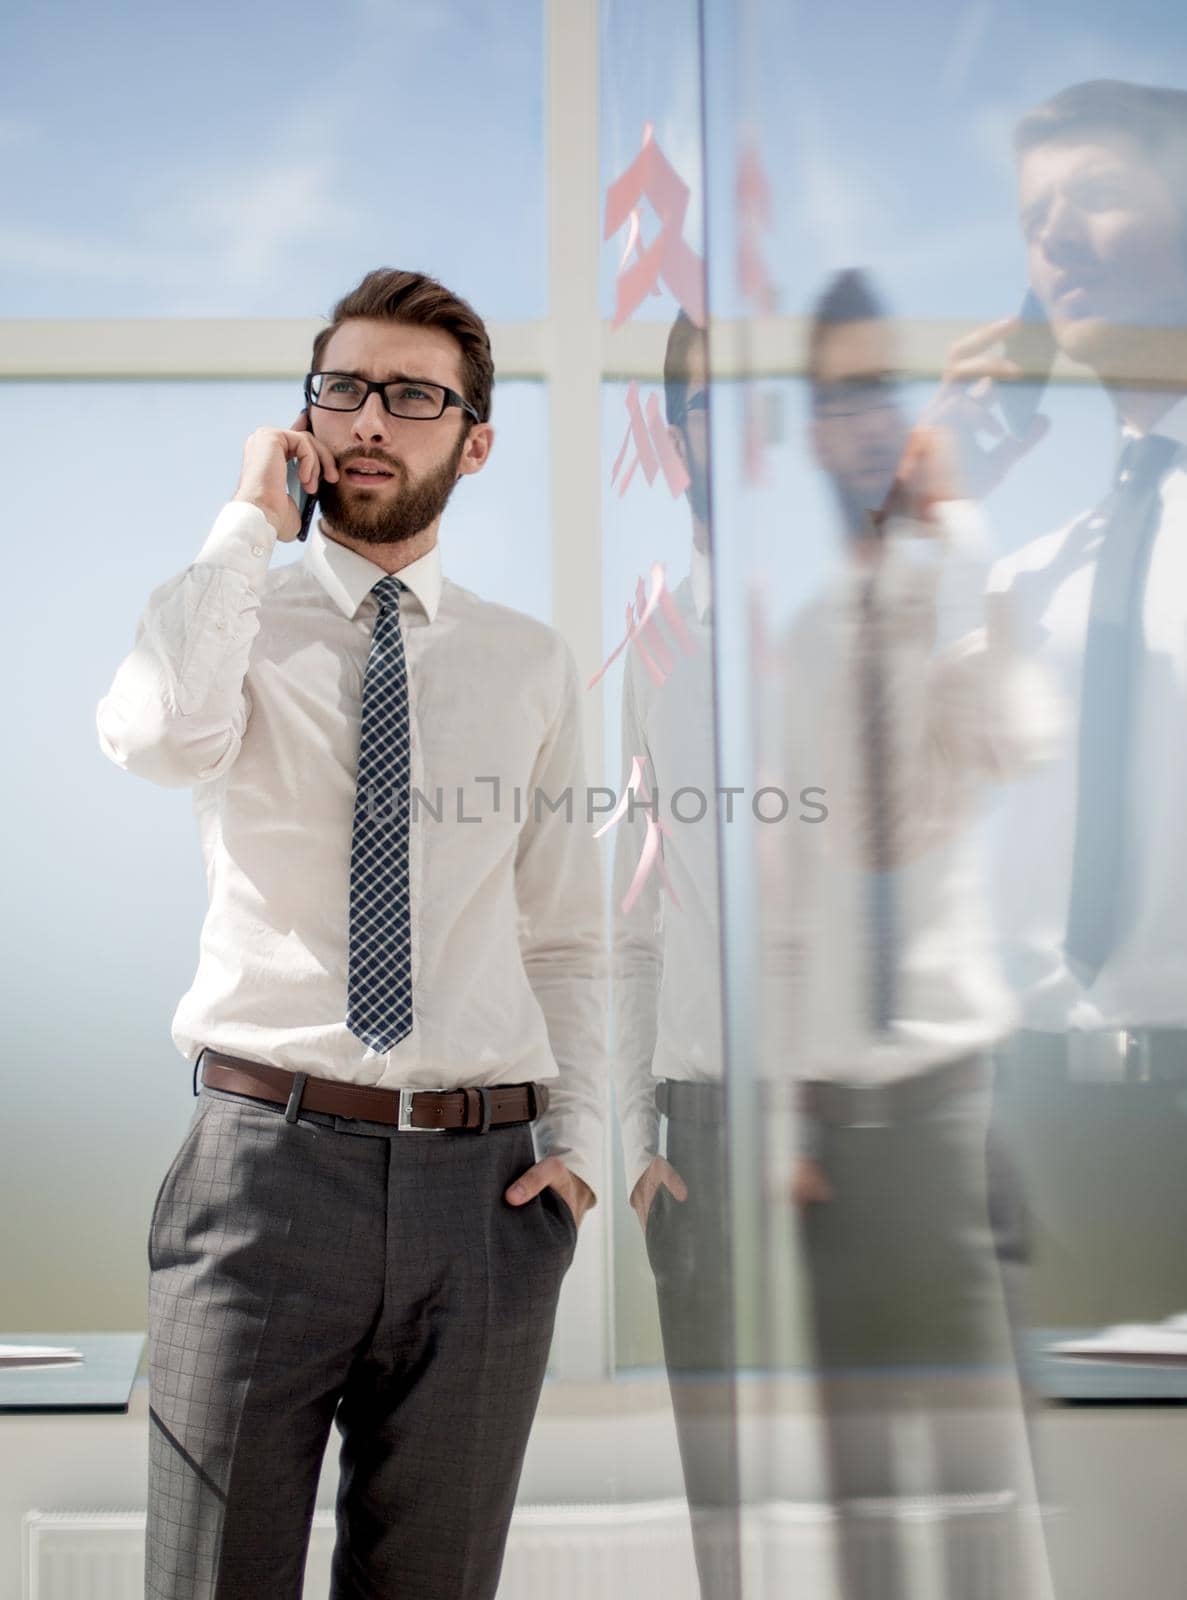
[1119,394,1187,453]
[303,520,443,622]
[690,542,713,622]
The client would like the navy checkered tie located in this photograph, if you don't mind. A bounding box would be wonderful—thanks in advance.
[346,574,413,1052]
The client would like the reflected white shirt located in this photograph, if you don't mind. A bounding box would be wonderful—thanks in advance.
[611,549,722,1197]
[97,505,606,1196]
[989,398,1187,1032]
[765,505,1060,1086]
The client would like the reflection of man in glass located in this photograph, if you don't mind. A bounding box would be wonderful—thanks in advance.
[807,275,912,534]
[985,82,1187,1350]
[611,312,741,1600]
[770,270,1053,1599]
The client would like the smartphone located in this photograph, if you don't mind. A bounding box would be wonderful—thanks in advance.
[285,409,319,542]
[998,289,1057,440]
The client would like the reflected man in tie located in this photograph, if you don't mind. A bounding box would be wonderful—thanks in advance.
[611,311,742,1600]
[766,270,1055,1599]
[977,81,1187,1365]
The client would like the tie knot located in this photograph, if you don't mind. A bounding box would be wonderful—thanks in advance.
[1116,433,1179,492]
[372,575,404,615]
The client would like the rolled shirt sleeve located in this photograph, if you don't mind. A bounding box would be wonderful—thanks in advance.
[514,640,608,1203]
[97,503,275,787]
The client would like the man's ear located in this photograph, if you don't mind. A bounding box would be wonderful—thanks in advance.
[669,424,689,470]
[459,422,495,477]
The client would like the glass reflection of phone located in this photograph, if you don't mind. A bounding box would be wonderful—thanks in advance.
[999,289,1057,440]
[285,409,319,542]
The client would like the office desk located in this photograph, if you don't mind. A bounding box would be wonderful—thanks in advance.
[0,1334,144,1415]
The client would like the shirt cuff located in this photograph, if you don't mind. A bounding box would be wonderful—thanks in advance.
[534,1106,605,1208]
[620,1110,661,1204]
[194,502,278,582]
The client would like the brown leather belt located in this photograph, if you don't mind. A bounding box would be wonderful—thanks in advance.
[799,1053,987,1127]
[199,1050,546,1133]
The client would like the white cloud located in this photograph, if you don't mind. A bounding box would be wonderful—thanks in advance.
[0,108,362,311]
[0,224,199,290]
[788,102,895,271]
[969,101,1021,186]
[157,154,358,291]
[939,2,994,103]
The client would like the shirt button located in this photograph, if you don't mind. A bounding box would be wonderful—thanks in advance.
[251,544,264,557]
[215,621,226,632]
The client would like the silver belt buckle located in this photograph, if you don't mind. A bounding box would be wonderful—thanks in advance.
[398,1088,446,1132]
[1123,1029,1153,1083]
[1066,1030,1135,1083]
[849,1082,892,1129]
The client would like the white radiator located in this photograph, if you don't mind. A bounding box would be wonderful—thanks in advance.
[23,1496,1042,1599]
[22,1504,704,1600]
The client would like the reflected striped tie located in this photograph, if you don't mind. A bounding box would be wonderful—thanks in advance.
[1064,433,1179,985]
[346,574,414,1052]
[860,575,897,1034]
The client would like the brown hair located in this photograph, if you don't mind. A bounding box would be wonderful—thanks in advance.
[1015,81,1187,218]
[805,268,888,392]
[664,310,709,426]
[311,269,495,423]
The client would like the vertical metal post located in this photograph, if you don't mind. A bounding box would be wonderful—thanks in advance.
[545,0,612,1380]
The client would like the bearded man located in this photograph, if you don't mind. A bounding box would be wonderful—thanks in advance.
[98,268,604,1600]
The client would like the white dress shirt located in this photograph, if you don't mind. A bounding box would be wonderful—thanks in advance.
[611,547,722,1197]
[989,398,1187,1033]
[97,504,606,1196]
[764,504,1060,1088]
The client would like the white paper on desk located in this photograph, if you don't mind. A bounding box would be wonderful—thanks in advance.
[0,1345,84,1366]
[1049,1315,1187,1363]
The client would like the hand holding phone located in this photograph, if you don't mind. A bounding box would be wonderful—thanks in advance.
[998,290,1058,440]
[232,412,337,542]
[921,294,1053,499]
[285,459,319,542]
[873,424,959,533]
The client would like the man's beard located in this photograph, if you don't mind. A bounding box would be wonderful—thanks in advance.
[318,435,466,545]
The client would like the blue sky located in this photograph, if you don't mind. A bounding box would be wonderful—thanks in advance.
[0,0,547,318]
[4,0,1185,325]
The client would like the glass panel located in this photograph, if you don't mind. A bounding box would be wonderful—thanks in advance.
[599,4,708,325]
[710,2,1187,1597]
[0,377,549,1333]
[599,4,742,1594]
[0,0,546,318]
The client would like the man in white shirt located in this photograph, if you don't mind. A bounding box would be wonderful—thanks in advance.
[769,271,1053,1600]
[97,268,604,1600]
[982,81,1187,1341]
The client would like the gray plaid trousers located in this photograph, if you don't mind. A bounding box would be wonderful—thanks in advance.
[146,1085,576,1600]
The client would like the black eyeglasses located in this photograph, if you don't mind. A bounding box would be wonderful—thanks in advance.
[811,377,902,420]
[305,372,480,422]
